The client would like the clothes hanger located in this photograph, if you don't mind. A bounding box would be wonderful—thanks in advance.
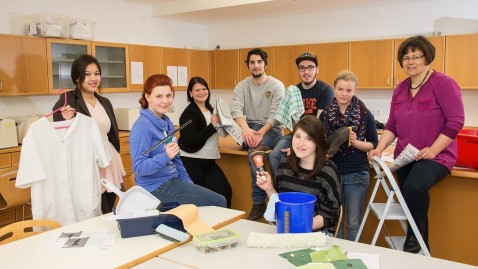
[44,90,73,129]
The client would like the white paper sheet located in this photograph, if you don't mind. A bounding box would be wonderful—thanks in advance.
[347,251,380,269]
[375,143,419,178]
[178,66,188,86]
[56,229,117,249]
[131,62,144,84]
[167,66,178,86]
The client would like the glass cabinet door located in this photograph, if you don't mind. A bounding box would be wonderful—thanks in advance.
[92,42,129,92]
[46,39,91,93]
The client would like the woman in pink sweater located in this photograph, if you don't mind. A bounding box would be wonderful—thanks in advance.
[369,35,464,254]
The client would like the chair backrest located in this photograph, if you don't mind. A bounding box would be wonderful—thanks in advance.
[0,219,61,245]
[0,167,30,210]
[333,205,343,238]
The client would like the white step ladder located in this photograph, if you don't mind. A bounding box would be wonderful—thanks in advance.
[355,156,431,256]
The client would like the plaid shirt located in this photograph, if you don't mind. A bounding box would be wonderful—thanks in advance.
[274,85,304,131]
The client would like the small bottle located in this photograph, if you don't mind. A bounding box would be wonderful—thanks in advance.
[253,155,266,178]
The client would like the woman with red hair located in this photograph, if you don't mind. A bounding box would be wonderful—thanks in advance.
[129,74,227,207]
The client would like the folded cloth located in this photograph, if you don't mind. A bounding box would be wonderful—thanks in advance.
[274,85,304,131]
[263,193,280,222]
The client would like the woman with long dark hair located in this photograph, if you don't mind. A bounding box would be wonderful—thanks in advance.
[257,115,341,234]
[52,54,124,214]
[178,77,232,207]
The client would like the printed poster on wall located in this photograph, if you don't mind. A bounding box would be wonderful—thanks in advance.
[130,62,143,84]
[178,66,188,86]
[167,66,178,86]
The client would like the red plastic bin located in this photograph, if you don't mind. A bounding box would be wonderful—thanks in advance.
[456,128,478,169]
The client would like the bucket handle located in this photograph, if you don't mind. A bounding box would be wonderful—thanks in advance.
[283,210,290,233]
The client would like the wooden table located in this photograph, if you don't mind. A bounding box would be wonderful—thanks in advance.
[151,219,477,269]
[216,136,478,266]
[0,206,245,269]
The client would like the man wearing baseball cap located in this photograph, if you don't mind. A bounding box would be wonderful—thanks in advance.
[269,51,334,179]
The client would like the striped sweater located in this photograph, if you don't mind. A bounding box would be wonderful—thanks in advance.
[276,159,341,233]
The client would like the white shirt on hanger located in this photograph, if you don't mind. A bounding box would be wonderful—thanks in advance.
[16,113,111,226]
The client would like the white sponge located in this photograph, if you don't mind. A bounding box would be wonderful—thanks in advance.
[246,232,327,248]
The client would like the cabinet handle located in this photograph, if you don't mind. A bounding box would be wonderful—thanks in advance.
[387,77,390,85]
[396,77,399,86]
[0,81,3,91]
[234,80,237,85]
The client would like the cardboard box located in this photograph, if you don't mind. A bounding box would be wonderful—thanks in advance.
[115,108,140,131]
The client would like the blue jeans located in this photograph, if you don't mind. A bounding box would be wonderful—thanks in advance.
[151,179,227,207]
[337,170,369,241]
[269,134,292,181]
[244,123,282,204]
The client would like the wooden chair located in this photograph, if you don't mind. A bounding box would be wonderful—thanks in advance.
[0,219,61,245]
[333,205,343,238]
[0,167,31,220]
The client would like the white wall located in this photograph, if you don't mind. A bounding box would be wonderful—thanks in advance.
[1,0,477,126]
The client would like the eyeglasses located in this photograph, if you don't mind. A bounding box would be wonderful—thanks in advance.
[402,55,424,63]
[298,65,316,72]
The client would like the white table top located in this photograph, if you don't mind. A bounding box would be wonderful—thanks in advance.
[157,219,477,269]
[0,206,245,269]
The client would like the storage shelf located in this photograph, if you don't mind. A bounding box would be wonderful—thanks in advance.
[102,76,126,79]
[99,60,125,64]
[52,58,75,62]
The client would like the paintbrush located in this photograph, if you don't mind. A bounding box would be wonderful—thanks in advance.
[141,119,192,156]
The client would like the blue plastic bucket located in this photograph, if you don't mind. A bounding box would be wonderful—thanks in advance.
[276,192,316,233]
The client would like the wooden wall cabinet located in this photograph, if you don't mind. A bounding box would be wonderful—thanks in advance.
[214,49,239,89]
[393,36,445,87]
[188,49,210,85]
[271,45,308,87]
[46,38,91,93]
[0,35,48,96]
[349,39,394,89]
[309,42,349,87]
[92,41,129,93]
[445,34,478,89]
[160,47,188,91]
[128,44,161,92]
[208,51,216,89]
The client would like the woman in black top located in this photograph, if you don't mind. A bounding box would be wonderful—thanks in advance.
[178,77,232,207]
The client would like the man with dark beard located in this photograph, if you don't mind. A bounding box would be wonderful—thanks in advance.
[269,52,334,181]
[230,48,285,221]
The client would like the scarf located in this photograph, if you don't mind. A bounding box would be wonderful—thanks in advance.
[323,96,367,155]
